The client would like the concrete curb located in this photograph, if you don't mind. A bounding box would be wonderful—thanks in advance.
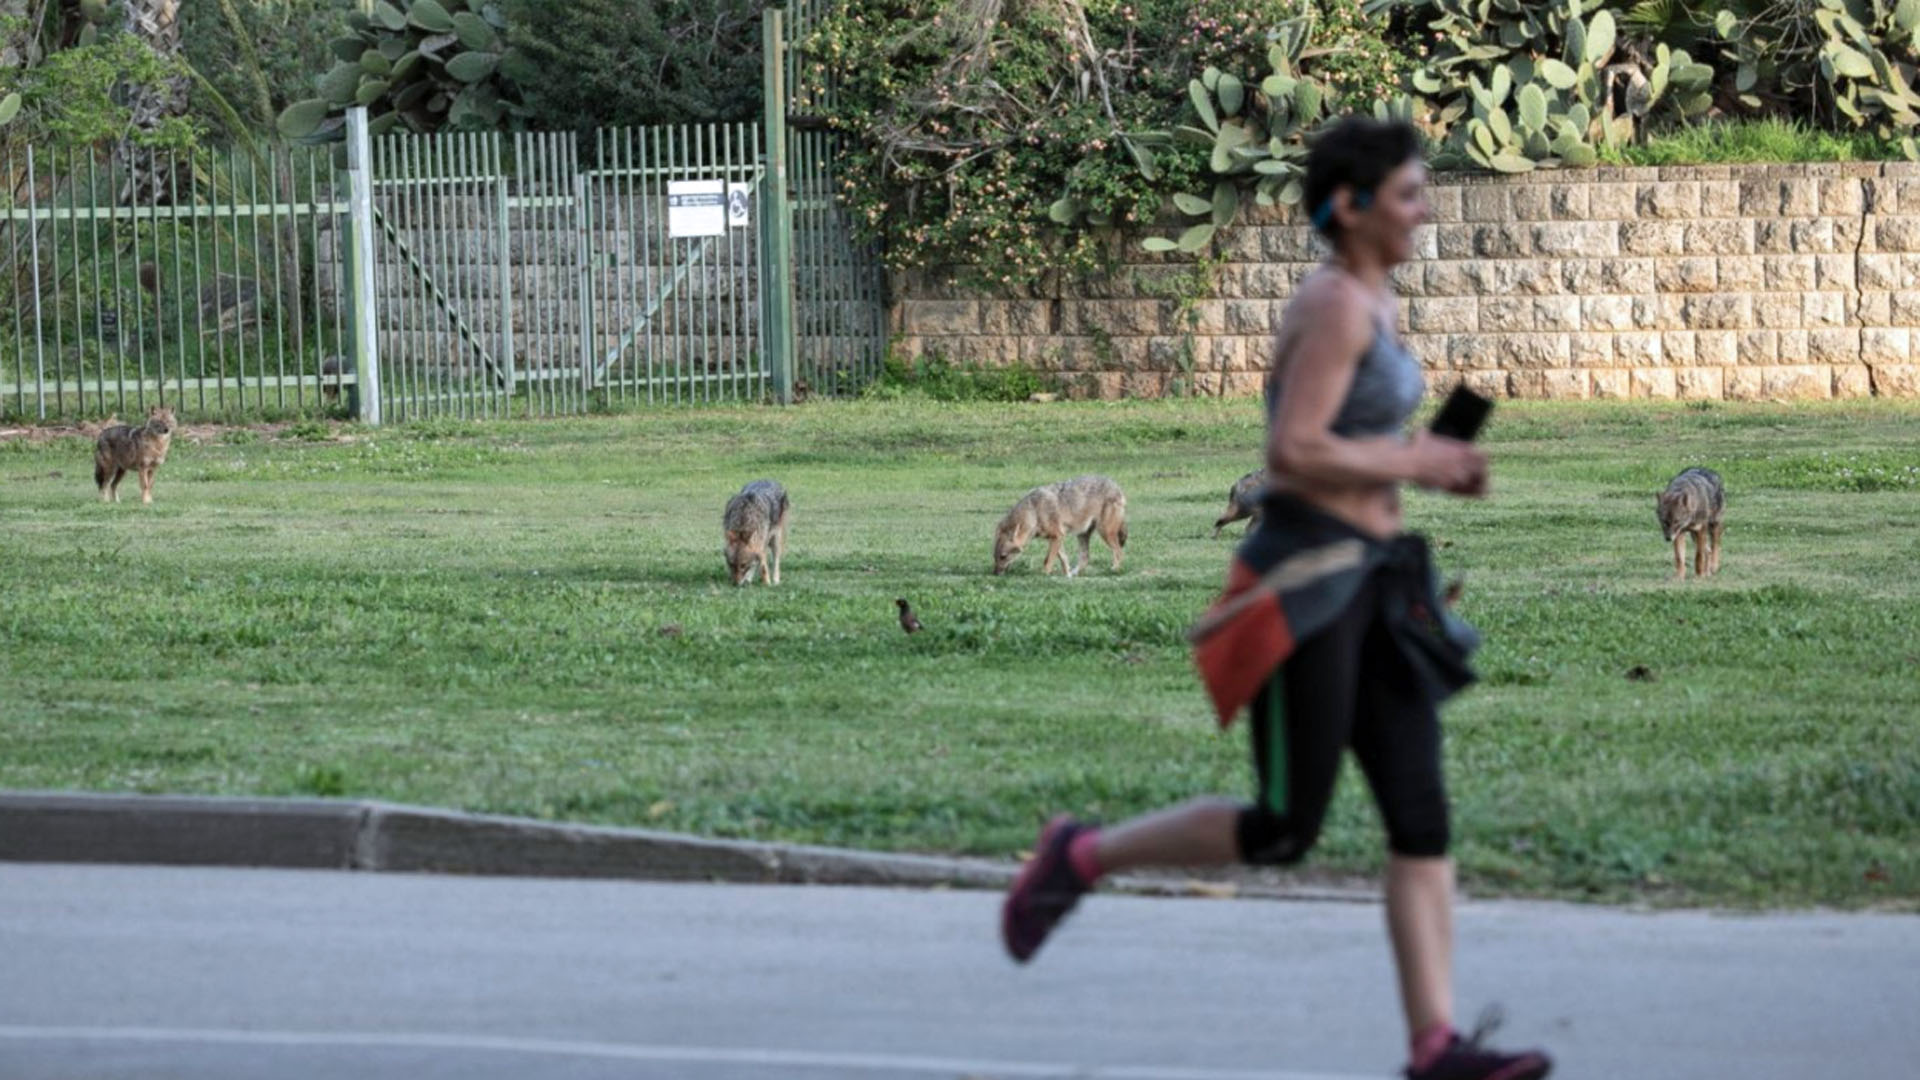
[0,791,1378,902]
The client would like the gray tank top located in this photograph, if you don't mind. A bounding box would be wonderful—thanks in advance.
[1266,318,1425,437]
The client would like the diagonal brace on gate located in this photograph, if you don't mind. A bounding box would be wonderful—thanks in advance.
[590,235,719,385]
[373,206,510,389]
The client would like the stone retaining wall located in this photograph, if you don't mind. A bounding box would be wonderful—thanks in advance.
[888,163,1920,399]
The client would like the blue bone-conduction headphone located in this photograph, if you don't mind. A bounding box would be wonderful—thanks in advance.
[1310,188,1373,231]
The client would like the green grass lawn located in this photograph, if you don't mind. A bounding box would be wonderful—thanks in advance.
[2,399,1917,908]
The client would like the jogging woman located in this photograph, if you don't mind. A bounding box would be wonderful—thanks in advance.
[999,116,1552,1080]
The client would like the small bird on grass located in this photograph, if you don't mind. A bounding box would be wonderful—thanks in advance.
[895,598,922,634]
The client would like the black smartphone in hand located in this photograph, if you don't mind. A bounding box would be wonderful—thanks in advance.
[1429,384,1494,442]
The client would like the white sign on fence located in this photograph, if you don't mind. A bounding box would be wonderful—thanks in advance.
[728,182,752,228]
[668,180,727,238]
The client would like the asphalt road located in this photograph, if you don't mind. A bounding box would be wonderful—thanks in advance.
[2,863,1914,1079]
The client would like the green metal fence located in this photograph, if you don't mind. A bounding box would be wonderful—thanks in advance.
[1,143,350,422]
[3,4,888,425]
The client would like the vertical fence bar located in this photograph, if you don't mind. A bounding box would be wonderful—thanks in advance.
[456,133,475,418]
[48,150,65,415]
[762,4,796,405]
[494,133,513,415]
[642,125,658,404]
[7,146,23,418]
[267,144,286,412]
[575,141,592,408]
[166,151,186,409]
[188,148,207,413]
[26,147,47,419]
[424,132,445,418]
[512,132,531,417]
[345,107,382,424]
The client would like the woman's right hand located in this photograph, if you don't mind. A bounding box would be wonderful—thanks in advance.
[1406,430,1488,496]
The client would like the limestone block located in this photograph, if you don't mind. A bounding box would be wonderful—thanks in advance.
[1857,291,1892,326]
[1751,293,1801,329]
[1716,256,1764,291]
[1820,178,1865,216]
[1457,370,1509,399]
[1696,330,1738,366]
[1655,257,1718,292]
[1684,220,1753,256]
[1510,369,1590,399]
[1675,366,1725,400]
[1411,297,1479,333]
[1632,367,1678,399]
[1893,290,1920,326]
[1761,364,1833,399]
[1466,261,1520,294]
[1533,221,1618,256]
[1493,332,1570,368]
[1264,226,1317,261]
[1777,329,1810,363]
[1534,295,1582,331]
[1814,253,1857,290]
[982,300,1050,336]
[1436,224,1475,260]
[1582,295,1635,331]
[1428,186,1464,223]
[1424,261,1473,296]
[1763,255,1817,291]
[1391,263,1424,296]
[901,299,980,335]
[1614,331,1663,366]
[1588,183,1637,219]
[1859,254,1902,291]
[1463,185,1510,222]
[1638,181,1701,219]
[1564,258,1654,293]
[1876,217,1920,252]
[1620,221,1685,256]
[1480,297,1535,332]
[1510,260,1564,295]
[1591,368,1631,398]
[1226,300,1278,335]
[1724,367,1765,400]
[1681,293,1752,330]
[1662,331,1698,366]
[1633,295,1662,329]
[1700,181,1741,218]
[1833,364,1874,398]
[1802,291,1847,327]
[1869,363,1920,394]
[1472,224,1530,258]
[1549,184,1591,220]
[1809,328,1860,363]
[1863,327,1911,363]
[1893,180,1920,215]
[1510,184,1552,221]
[1571,332,1613,367]
[1737,329,1779,364]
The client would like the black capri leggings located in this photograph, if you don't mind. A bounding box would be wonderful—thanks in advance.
[1235,572,1451,864]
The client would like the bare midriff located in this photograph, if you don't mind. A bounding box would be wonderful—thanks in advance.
[1266,468,1404,541]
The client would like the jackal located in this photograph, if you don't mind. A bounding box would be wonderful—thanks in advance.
[1214,469,1269,537]
[1657,467,1724,579]
[723,479,789,586]
[94,405,175,504]
[993,475,1127,577]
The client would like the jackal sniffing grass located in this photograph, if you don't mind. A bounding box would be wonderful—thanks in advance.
[1657,466,1724,579]
[993,475,1128,577]
[1214,469,1268,537]
[94,406,175,505]
[723,479,789,586]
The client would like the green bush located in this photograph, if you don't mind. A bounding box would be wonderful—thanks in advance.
[504,0,760,132]
[180,0,352,141]
[1602,117,1902,165]
[810,0,1402,286]
[868,348,1051,403]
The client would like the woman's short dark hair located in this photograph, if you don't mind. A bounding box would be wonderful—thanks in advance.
[1302,116,1424,242]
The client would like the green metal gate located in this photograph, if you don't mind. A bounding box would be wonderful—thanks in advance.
[354,120,772,421]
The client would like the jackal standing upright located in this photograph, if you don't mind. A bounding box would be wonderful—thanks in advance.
[94,405,175,504]
[723,479,789,586]
[993,475,1128,577]
[1657,466,1724,579]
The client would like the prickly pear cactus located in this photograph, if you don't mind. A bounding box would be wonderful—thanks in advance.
[275,0,533,143]
[1407,0,1709,171]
